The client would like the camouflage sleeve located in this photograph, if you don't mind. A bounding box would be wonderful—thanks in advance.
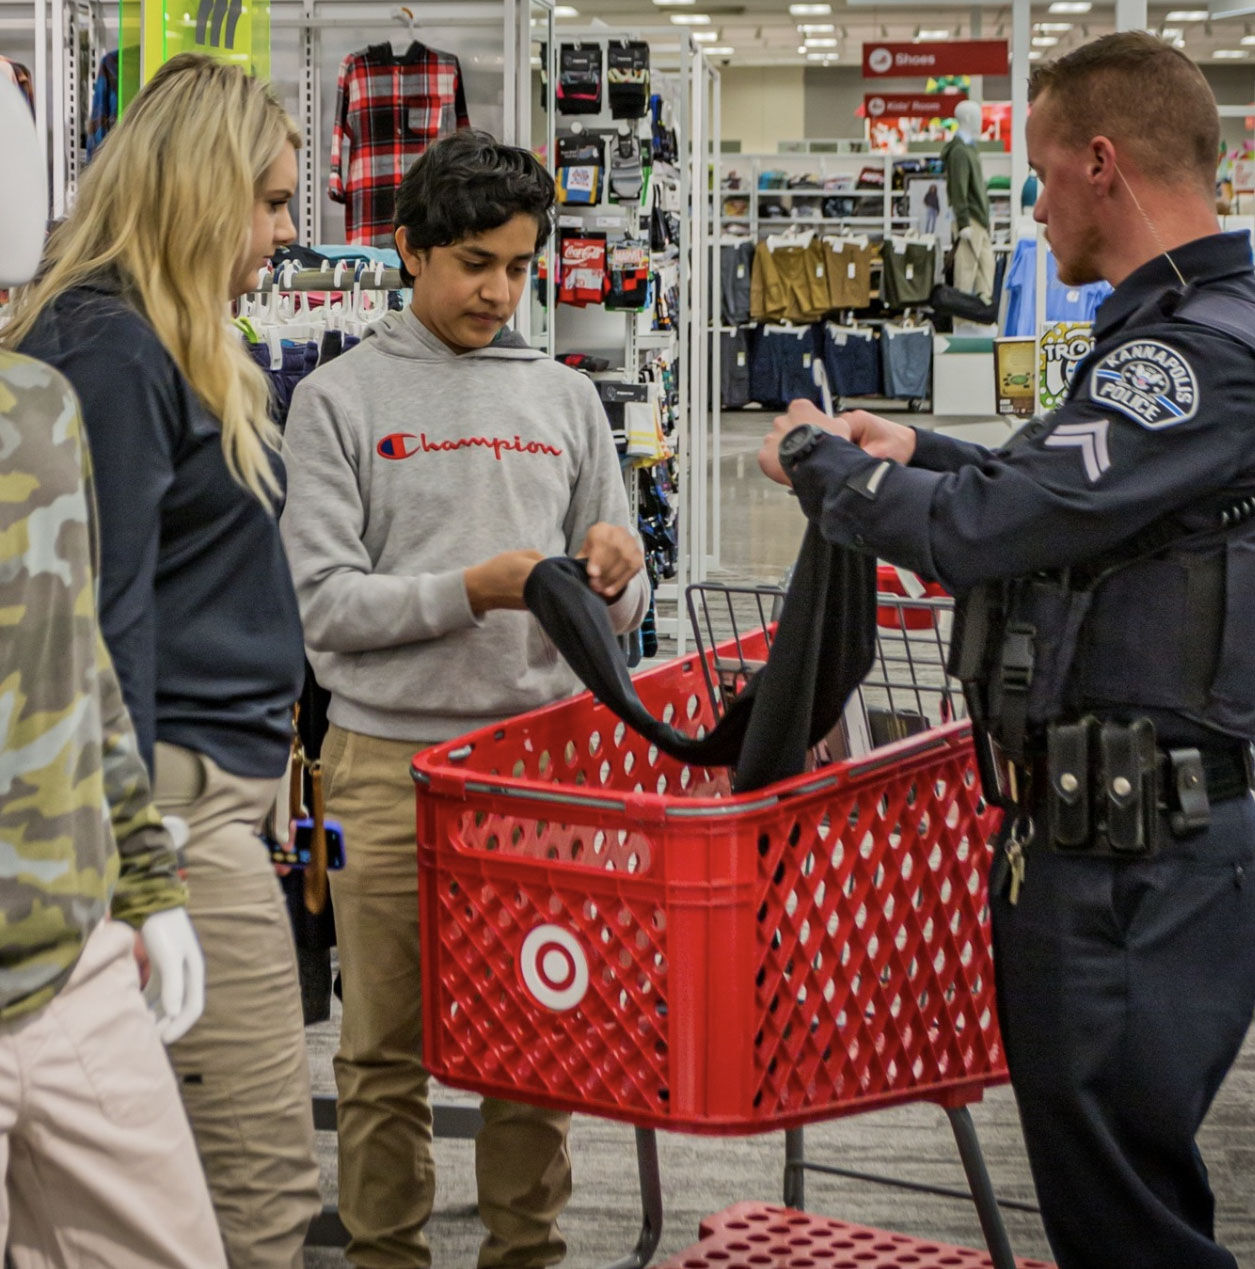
[96,627,188,928]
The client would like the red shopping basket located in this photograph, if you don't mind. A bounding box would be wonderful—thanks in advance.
[413,629,1006,1135]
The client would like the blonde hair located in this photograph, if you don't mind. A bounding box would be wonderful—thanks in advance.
[2,53,301,502]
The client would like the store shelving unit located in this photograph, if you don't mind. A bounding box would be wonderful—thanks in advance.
[544,28,717,649]
[717,150,1013,244]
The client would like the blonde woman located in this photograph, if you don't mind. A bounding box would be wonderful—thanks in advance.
[4,54,320,1267]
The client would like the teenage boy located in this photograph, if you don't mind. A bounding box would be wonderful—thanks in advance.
[280,129,649,1268]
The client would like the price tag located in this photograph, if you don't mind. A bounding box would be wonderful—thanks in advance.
[848,262,857,279]
[905,264,915,281]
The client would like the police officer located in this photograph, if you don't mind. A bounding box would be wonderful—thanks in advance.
[760,32,1255,1269]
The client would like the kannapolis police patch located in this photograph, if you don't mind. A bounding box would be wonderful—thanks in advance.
[1088,339,1199,429]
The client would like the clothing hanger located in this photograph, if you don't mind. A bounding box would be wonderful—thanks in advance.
[389,5,417,55]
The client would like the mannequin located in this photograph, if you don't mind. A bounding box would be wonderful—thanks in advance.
[0,74,224,1266]
[942,98,996,304]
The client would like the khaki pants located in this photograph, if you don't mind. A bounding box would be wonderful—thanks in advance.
[0,918,226,1268]
[154,742,321,1269]
[323,723,572,1269]
[954,220,995,304]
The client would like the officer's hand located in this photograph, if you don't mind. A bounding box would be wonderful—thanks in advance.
[759,399,852,487]
[577,523,644,600]
[842,409,917,464]
[464,550,546,615]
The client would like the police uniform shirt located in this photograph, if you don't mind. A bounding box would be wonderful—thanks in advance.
[789,230,1255,616]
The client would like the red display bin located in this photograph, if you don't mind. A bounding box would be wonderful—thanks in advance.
[876,564,949,631]
[413,629,1007,1135]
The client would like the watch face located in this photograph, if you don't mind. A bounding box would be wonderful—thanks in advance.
[782,424,818,462]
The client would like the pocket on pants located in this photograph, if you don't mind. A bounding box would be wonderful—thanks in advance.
[50,922,175,1128]
[154,742,210,811]
[320,724,353,806]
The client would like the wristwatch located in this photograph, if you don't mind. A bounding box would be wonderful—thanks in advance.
[778,422,828,474]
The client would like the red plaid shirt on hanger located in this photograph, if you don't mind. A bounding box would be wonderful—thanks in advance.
[329,41,470,247]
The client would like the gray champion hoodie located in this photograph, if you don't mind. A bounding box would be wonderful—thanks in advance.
[280,308,650,742]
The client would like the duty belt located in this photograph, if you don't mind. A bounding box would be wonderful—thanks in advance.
[1026,723,1255,858]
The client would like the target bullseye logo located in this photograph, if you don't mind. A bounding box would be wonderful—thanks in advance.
[519,924,589,1012]
[867,96,886,118]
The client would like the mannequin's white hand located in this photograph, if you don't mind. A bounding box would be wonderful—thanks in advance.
[139,908,205,1044]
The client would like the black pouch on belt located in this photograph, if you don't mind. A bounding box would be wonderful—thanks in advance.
[1046,716,1096,849]
[1096,718,1161,856]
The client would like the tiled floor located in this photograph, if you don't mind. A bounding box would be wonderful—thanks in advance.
[304,409,1255,1267]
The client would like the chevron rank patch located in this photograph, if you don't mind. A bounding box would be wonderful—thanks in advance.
[1044,419,1111,483]
[1088,339,1198,429]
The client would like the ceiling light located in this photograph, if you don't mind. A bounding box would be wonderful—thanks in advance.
[553,4,578,14]
[1032,35,1059,45]
[652,0,696,6]
[669,12,711,23]
[1028,49,1044,59]
[1242,31,1255,41]
[1160,25,1184,37]
[789,3,832,14]
[797,43,808,53]
[691,29,720,41]
[1048,2,1091,12]
[1213,47,1249,55]
[804,36,838,46]
[1034,21,1072,30]
[807,51,837,60]
[1165,9,1208,17]
[917,28,950,39]
[797,22,835,32]
[706,45,734,55]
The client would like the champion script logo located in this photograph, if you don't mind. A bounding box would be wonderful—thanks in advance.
[377,433,564,461]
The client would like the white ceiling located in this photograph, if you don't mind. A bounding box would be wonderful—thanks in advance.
[554,0,1255,70]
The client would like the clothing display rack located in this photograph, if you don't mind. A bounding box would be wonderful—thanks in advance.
[13,0,719,653]
[712,147,1014,420]
[544,26,717,647]
[2,0,111,216]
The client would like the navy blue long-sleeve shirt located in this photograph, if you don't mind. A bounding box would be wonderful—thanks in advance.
[21,279,304,778]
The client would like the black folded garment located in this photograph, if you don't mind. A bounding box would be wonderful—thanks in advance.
[928,283,997,325]
[523,523,877,793]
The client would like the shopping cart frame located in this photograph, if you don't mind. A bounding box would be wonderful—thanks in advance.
[411,583,1029,1269]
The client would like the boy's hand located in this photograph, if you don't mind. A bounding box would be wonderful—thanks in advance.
[464,550,545,614]
[577,523,644,600]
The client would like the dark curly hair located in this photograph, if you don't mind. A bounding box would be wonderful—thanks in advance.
[393,129,555,285]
